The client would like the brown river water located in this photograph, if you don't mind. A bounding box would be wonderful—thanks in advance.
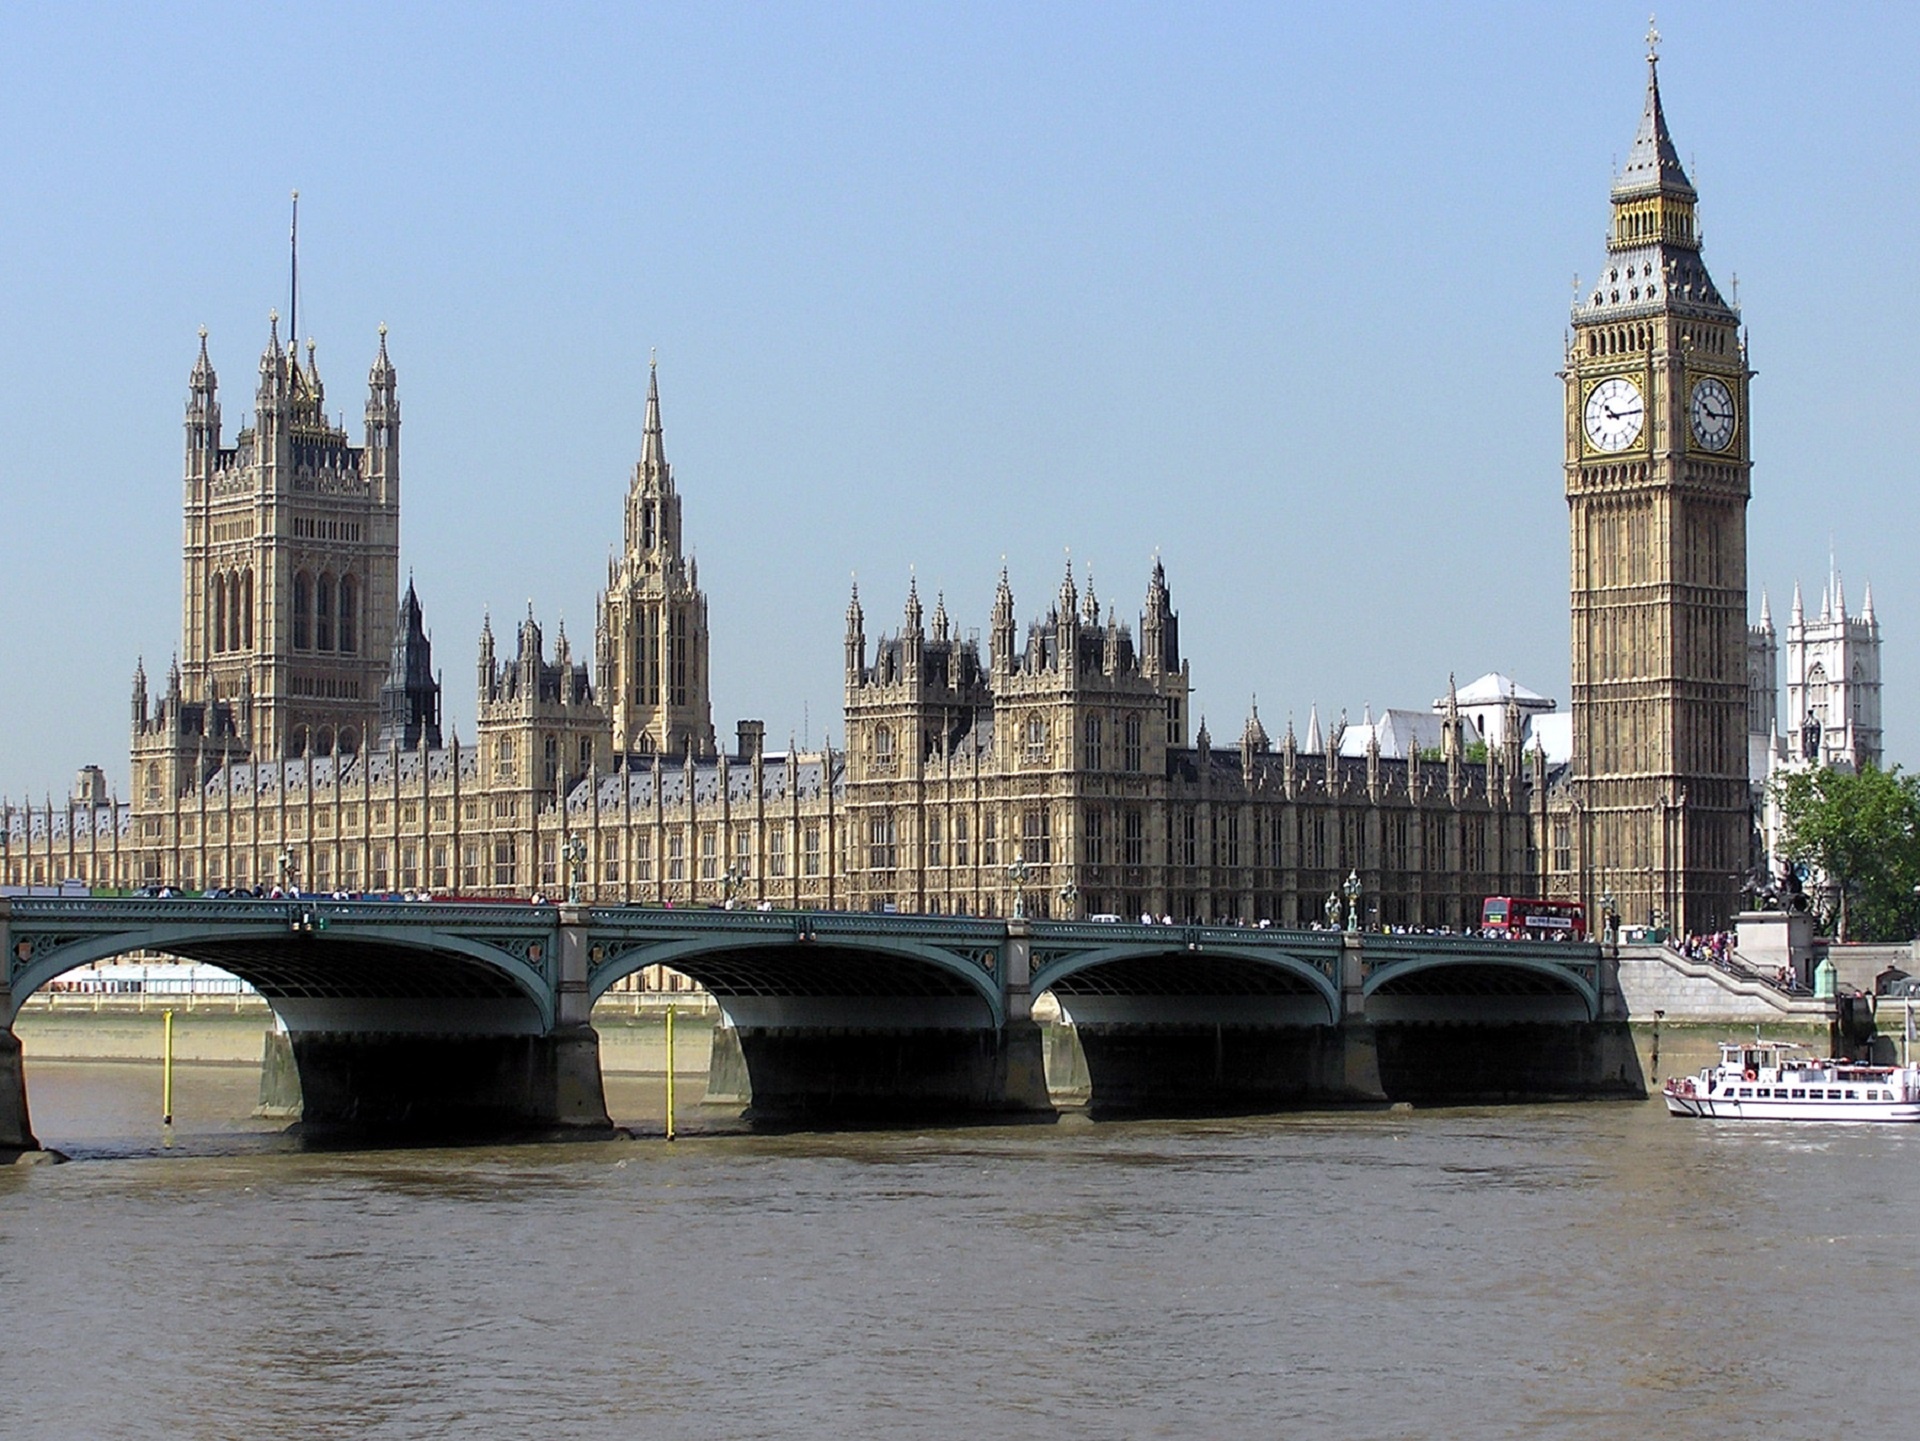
[4,1059,1918,1440]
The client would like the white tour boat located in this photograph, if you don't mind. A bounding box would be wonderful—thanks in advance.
[1663,1040,1920,1122]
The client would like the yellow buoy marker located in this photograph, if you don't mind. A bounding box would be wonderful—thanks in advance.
[664,1005,676,1141]
[162,1008,176,1139]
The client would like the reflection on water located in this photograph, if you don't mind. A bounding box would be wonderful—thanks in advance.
[6,1062,1920,1440]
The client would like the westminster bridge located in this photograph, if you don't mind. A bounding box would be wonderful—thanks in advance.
[0,897,1643,1149]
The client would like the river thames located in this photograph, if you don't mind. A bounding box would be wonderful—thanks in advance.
[4,1060,1917,1439]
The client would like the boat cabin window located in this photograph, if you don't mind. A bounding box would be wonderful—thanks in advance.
[1845,1090,1858,1099]
[1738,1087,1754,1097]
[1790,1089,1806,1098]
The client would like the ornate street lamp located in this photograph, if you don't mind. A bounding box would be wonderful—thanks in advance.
[564,834,587,904]
[1007,855,1031,919]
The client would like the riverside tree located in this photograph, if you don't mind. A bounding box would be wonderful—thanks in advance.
[1772,764,1920,943]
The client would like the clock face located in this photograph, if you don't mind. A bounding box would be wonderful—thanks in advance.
[1689,376,1736,451]
[1583,376,1644,452]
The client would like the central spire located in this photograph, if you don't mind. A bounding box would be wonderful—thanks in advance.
[640,352,667,475]
[1614,35,1695,204]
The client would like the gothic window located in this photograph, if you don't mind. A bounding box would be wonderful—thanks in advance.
[769,828,787,878]
[145,763,161,804]
[1021,805,1051,865]
[803,825,821,877]
[293,572,312,651]
[642,502,656,550]
[1852,664,1866,723]
[492,837,517,889]
[241,569,254,649]
[402,844,420,891]
[1123,808,1143,866]
[868,813,898,871]
[1176,812,1196,868]
[211,573,227,653]
[544,735,559,792]
[982,811,998,866]
[338,575,358,655]
[953,813,969,866]
[1165,697,1181,746]
[431,845,448,891]
[1806,664,1829,726]
[736,827,752,872]
[338,728,358,757]
[1082,714,1102,771]
[1222,811,1240,869]
[1084,807,1105,866]
[873,725,895,769]
[638,610,660,702]
[1124,713,1143,772]
[668,832,685,883]
[926,815,942,867]
[1024,715,1048,765]
[671,611,689,707]
[315,727,334,757]
[700,826,718,881]
[634,834,653,882]
[315,574,335,651]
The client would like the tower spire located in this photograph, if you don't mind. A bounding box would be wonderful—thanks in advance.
[641,351,666,473]
[1615,23,1694,203]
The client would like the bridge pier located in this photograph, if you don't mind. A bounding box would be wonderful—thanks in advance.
[726,1018,1051,1125]
[283,1024,611,1136]
[0,1026,38,1154]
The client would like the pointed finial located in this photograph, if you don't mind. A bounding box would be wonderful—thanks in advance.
[1645,14,1660,65]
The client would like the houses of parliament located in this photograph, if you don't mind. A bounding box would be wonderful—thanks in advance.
[1,51,1789,935]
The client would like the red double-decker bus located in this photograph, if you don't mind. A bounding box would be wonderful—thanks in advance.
[1481,896,1587,941]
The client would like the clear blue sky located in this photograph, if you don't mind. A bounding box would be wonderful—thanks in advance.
[2,3,1915,797]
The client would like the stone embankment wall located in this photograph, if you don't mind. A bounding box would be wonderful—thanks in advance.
[1616,945,1832,1022]
[1826,942,1914,995]
[15,995,721,1076]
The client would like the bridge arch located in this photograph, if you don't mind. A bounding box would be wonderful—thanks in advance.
[1033,937,1341,1027]
[1363,951,1598,1023]
[5,900,557,1032]
[586,927,1005,1029]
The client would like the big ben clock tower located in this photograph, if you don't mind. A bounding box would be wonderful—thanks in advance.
[1562,31,1751,933]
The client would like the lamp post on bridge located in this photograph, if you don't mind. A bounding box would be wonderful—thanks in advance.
[564,835,587,905]
[277,849,296,898]
[1007,855,1031,919]
[720,863,742,910]
[1342,870,1361,935]
[1058,881,1079,922]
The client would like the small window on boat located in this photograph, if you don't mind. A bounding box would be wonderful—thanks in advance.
[1825,1090,1841,1099]
[1870,1090,1886,1101]
[1739,1087,1754,1097]
[1845,1090,1858,1099]
[1790,1088,1806,1098]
